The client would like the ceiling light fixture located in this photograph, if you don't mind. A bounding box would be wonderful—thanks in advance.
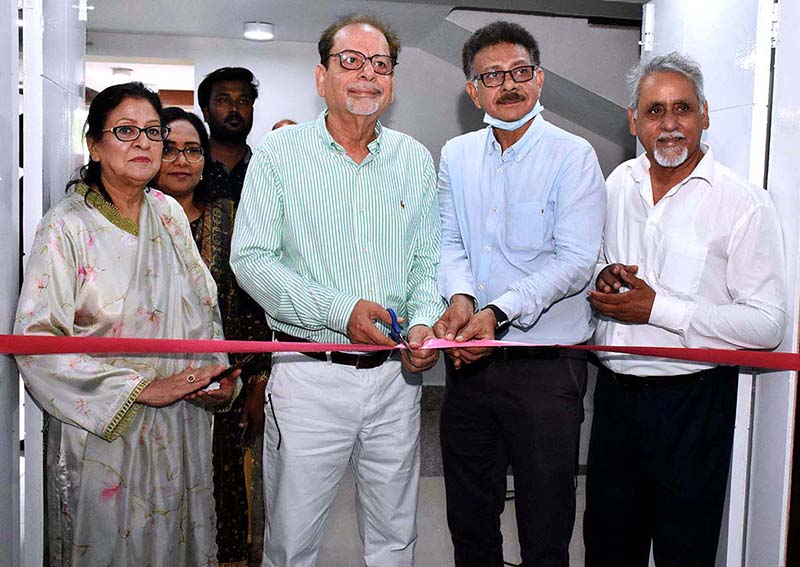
[243,21,274,41]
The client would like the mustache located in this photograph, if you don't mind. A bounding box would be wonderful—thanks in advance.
[496,91,525,104]
[657,131,686,141]
[225,112,243,122]
[348,83,383,94]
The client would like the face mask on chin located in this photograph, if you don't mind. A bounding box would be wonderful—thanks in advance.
[483,100,544,131]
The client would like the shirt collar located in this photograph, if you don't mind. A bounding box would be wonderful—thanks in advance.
[628,142,715,188]
[485,115,546,160]
[315,109,383,156]
[211,145,252,174]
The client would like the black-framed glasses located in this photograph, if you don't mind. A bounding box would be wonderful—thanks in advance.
[212,95,254,109]
[328,50,397,75]
[162,145,204,163]
[473,65,537,88]
[102,125,170,142]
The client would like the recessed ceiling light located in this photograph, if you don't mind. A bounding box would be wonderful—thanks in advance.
[243,21,274,41]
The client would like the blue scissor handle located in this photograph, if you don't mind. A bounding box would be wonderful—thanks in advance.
[387,308,403,343]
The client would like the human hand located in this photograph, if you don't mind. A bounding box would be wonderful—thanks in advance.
[588,268,655,323]
[184,371,239,407]
[238,378,267,447]
[433,294,474,340]
[402,325,439,373]
[433,294,479,370]
[596,263,639,293]
[346,299,398,347]
[136,364,229,407]
[449,308,496,369]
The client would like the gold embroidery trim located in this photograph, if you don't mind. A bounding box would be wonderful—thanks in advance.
[75,183,139,236]
[102,378,152,441]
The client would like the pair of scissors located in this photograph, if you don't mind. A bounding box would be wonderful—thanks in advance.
[387,308,411,350]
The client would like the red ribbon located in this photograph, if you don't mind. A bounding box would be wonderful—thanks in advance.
[1,335,797,372]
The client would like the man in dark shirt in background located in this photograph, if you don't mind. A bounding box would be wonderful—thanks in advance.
[198,66,259,202]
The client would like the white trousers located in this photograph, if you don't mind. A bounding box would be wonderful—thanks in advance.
[261,353,421,567]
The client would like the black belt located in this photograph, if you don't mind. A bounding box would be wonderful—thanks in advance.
[491,346,588,362]
[273,331,391,370]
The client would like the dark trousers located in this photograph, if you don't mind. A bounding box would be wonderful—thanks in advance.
[440,350,588,567]
[584,365,739,567]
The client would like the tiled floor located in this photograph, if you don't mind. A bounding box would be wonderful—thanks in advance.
[318,469,587,567]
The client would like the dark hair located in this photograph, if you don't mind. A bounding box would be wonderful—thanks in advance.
[158,107,214,204]
[197,67,259,110]
[462,21,540,78]
[67,82,163,200]
[318,14,400,67]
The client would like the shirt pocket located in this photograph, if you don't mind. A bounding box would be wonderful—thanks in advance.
[505,201,547,251]
[655,235,708,296]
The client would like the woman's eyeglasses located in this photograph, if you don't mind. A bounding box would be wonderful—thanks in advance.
[162,146,205,163]
[102,125,170,142]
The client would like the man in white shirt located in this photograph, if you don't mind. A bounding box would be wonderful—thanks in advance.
[585,52,787,567]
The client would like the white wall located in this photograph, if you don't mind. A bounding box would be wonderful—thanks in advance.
[751,1,800,564]
[0,0,21,564]
[21,1,86,565]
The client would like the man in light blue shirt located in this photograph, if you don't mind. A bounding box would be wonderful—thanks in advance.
[434,21,606,567]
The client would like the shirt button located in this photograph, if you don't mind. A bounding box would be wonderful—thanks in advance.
[367,287,373,294]
[484,245,491,251]
[497,167,504,174]
[362,247,368,253]
[492,207,497,213]
[478,283,485,290]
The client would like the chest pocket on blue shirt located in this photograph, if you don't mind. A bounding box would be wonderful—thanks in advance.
[505,201,547,250]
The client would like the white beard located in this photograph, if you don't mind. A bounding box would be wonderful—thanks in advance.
[346,96,380,116]
[654,145,689,167]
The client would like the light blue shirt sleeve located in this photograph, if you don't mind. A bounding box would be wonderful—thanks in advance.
[437,142,477,303]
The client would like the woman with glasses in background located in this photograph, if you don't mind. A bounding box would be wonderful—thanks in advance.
[15,82,241,566]
[156,106,271,567]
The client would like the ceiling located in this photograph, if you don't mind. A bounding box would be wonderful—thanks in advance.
[86,0,643,45]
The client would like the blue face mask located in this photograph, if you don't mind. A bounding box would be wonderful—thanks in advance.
[483,100,544,131]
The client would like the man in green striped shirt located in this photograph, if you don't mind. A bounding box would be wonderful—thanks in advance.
[230,14,445,567]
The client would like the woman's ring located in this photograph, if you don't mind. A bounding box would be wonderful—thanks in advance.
[186,374,197,383]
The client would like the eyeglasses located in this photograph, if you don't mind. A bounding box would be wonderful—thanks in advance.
[162,146,205,163]
[213,95,254,108]
[328,50,397,75]
[102,125,170,142]
[473,65,538,88]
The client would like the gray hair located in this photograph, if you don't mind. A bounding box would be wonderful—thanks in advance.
[627,51,706,116]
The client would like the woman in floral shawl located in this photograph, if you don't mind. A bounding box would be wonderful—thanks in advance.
[15,82,239,567]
